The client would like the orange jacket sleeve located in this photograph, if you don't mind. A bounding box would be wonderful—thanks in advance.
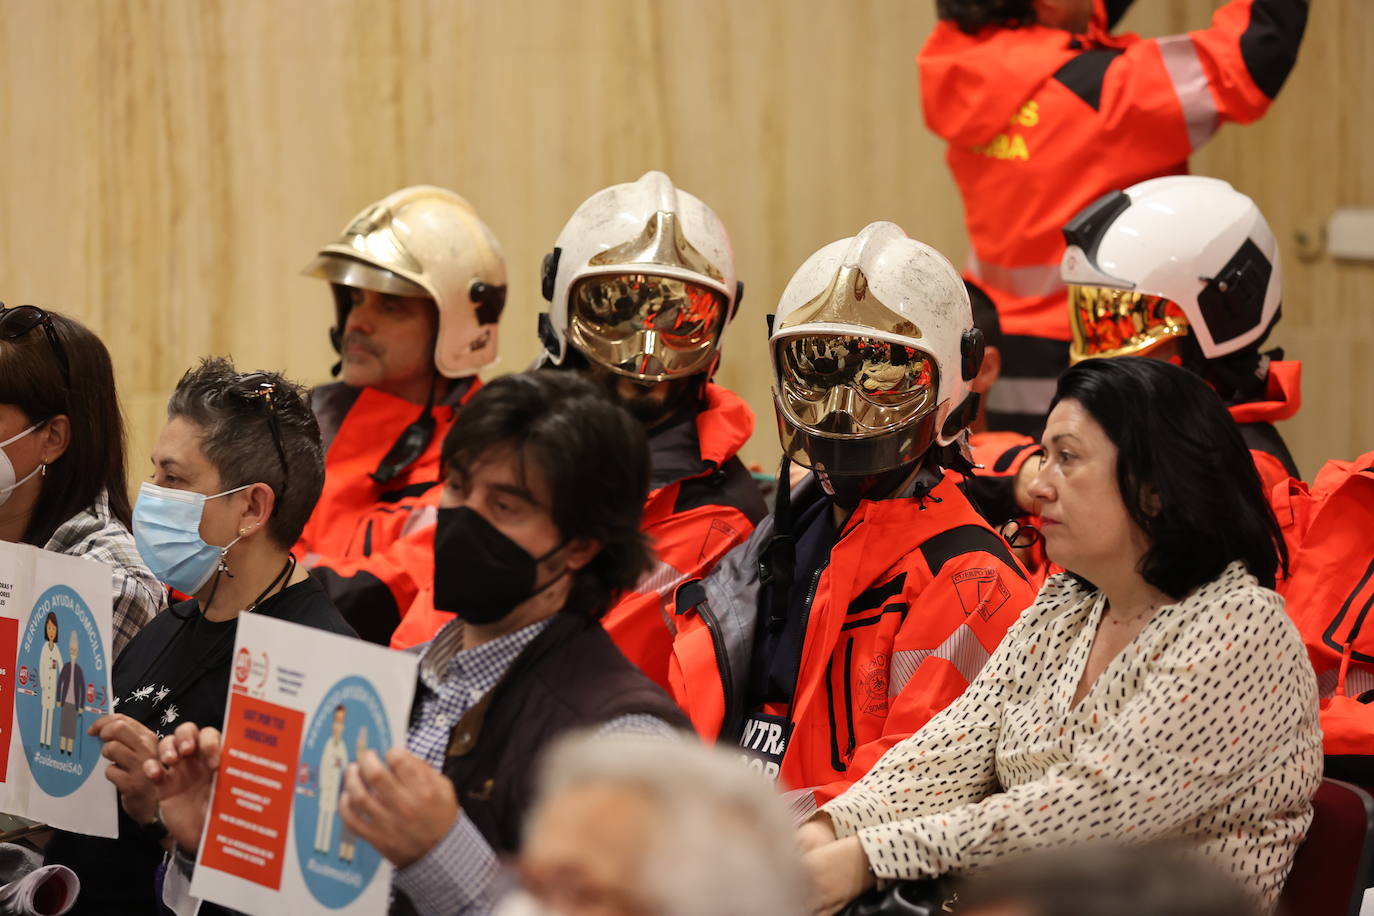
[308,522,434,645]
[1094,0,1307,166]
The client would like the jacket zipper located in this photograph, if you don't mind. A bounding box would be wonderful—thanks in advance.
[786,563,837,771]
[696,597,740,740]
[842,637,856,761]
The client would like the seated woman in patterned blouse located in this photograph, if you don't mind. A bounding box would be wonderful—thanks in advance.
[799,357,1321,915]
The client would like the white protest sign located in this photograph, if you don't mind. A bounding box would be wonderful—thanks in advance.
[0,541,117,837]
[190,613,418,915]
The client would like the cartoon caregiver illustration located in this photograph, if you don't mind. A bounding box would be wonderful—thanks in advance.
[39,612,59,748]
[314,705,349,855]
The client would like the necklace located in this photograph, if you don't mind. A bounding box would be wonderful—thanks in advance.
[1102,601,1163,627]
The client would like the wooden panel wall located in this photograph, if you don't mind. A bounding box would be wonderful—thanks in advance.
[0,0,1368,488]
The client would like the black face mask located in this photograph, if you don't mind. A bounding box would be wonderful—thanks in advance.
[432,507,570,626]
[590,366,702,428]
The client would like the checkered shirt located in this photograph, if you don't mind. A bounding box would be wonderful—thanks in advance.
[42,489,167,656]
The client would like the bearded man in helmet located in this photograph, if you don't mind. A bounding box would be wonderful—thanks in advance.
[296,186,509,642]
[974,176,1303,538]
[387,172,768,689]
[672,222,1037,809]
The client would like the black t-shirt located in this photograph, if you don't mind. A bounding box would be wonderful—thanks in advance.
[748,493,840,709]
[43,576,356,915]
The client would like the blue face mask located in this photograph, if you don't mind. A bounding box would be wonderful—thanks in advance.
[132,482,251,594]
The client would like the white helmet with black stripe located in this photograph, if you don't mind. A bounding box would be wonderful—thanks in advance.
[1061,176,1282,364]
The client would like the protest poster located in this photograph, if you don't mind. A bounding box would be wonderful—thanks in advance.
[0,542,116,838]
[190,613,418,914]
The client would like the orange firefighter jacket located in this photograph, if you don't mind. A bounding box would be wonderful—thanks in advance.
[299,381,476,642]
[1270,451,1374,772]
[389,384,767,654]
[919,0,1307,340]
[672,473,1037,810]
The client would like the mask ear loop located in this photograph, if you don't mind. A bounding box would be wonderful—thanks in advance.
[525,537,576,602]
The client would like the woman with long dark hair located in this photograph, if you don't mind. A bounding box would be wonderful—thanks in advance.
[801,357,1320,914]
[0,305,164,654]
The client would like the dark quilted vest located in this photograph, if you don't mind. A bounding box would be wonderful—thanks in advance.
[391,612,690,915]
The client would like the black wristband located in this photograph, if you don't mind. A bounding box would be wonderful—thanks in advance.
[136,810,169,845]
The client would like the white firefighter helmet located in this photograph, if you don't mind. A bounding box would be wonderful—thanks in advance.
[539,171,739,382]
[304,185,508,379]
[771,221,983,477]
[1061,176,1282,364]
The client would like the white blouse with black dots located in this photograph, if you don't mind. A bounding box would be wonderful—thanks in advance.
[820,560,1322,911]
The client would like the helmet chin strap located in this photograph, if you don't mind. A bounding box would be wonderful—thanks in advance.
[819,459,925,513]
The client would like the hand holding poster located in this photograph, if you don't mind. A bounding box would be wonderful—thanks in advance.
[0,541,116,838]
[190,613,418,915]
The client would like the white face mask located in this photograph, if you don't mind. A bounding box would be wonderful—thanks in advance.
[0,423,44,508]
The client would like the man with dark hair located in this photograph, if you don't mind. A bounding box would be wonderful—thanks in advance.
[144,371,689,915]
[919,0,1308,435]
[388,172,768,689]
[296,187,508,641]
[42,357,355,915]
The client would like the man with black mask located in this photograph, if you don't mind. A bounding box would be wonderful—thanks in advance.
[389,173,767,703]
[673,222,1038,807]
[144,371,689,916]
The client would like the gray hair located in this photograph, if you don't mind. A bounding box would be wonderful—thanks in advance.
[528,733,809,916]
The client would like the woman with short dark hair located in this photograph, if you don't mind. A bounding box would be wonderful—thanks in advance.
[0,304,165,655]
[44,357,354,915]
[801,358,1320,915]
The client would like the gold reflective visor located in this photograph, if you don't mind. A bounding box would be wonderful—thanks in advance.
[775,334,937,436]
[1068,285,1190,363]
[569,274,727,380]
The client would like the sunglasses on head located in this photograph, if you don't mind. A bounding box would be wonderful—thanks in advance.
[0,303,72,389]
[237,376,291,502]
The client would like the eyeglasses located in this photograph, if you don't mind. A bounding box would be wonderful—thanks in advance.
[1000,519,1042,550]
[0,303,72,388]
[240,377,291,502]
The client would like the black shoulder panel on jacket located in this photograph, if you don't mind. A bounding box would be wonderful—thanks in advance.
[993,443,1035,474]
[1053,47,1125,111]
[1241,0,1309,99]
[847,573,909,615]
[674,456,769,524]
[959,475,1022,531]
[1105,0,1135,30]
[1238,421,1300,479]
[920,524,1029,584]
[377,480,440,504]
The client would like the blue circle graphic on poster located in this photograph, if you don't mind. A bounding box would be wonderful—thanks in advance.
[14,585,108,797]
[293,675,392,909]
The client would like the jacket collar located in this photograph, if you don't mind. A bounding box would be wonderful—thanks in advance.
[1228,360,1301,425]
[647,383,755,491]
